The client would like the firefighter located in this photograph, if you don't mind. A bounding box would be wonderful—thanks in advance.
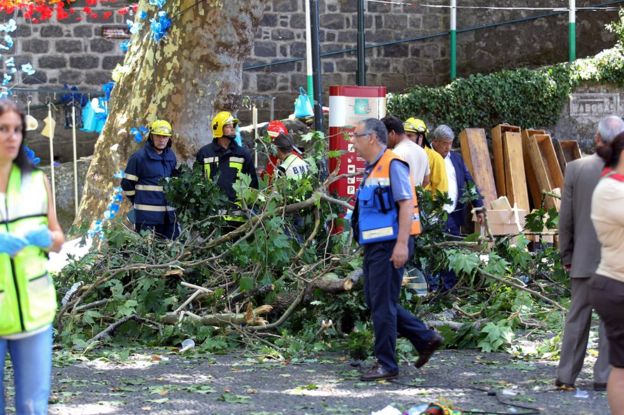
[404,117,448,195]
[195,111,258,222]
[121,119,179,239]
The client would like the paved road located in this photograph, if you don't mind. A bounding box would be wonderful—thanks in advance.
[7,349,609,414]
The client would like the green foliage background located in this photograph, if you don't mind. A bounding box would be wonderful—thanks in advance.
[388,12,624,132]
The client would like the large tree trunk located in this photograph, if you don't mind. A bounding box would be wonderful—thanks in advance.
[74,0,265,228]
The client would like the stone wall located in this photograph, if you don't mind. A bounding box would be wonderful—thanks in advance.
[2,0,618,157]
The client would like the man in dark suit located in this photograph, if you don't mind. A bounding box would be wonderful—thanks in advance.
[430,125,484,290]
[430,125,484,236]
[555,115,624,391]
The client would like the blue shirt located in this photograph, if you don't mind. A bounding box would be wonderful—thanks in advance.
[364,148,413,202]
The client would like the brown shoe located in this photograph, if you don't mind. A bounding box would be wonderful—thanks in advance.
[360,365,399,381]
[555,379,575,391]
[415,332,443,369]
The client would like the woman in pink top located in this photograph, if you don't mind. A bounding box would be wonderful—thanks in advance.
[590,131,624,415]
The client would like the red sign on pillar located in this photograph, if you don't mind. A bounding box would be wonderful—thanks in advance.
[328,86,387,203]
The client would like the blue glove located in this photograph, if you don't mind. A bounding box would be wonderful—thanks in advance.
[0,233,29,257]
[24,227,52,249]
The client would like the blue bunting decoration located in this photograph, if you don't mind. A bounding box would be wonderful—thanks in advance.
[150,11,171,42]
[24,146,41,165]
[102,81,115,102]
[148,0,166,9]
[130,126,149,143]
[120,40,130,53]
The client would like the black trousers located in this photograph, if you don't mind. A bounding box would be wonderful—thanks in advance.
[363,238,436,372]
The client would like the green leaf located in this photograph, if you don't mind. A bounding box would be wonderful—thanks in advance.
[239,276,254,292]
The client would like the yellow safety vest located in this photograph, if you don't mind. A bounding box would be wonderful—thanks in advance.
[0,165,55,336]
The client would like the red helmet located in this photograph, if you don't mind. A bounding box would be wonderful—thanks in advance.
[267,120,288,139]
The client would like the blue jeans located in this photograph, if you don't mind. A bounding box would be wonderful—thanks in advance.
[0,326,53,415]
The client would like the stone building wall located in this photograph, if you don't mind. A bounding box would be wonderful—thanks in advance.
[2,0,618,126]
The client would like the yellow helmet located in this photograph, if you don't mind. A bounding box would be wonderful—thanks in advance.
[404,117,428,134]
[211,111,239,139]
[150,119,173,137]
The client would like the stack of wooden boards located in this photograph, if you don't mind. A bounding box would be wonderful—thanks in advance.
[459,124,582,235]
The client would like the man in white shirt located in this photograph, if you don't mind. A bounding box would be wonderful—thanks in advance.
[382,116,430,187]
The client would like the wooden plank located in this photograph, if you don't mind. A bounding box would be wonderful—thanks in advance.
[459,128,497,209]
[502,132,530,212]
[491,124,521,197]
[522,129,547,209]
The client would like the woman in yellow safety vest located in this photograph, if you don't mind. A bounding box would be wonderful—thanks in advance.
[0,99,65,415]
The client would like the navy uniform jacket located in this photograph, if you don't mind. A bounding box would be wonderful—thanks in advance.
[121,144,177,225]
[448,151,484,227]
[195,140,259,201]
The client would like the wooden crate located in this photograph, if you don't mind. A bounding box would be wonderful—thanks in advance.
[554,139,582,174]
[527,133,563,210]
[522,129,547,209]
[459,128,498,209]
[491,124,521,196]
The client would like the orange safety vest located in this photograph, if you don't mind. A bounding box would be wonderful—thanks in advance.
[356,150,421,244]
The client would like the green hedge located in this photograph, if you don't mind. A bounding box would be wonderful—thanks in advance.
[387,46,624,133]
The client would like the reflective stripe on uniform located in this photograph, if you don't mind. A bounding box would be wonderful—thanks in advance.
[135,204,177,212]
[136,184,164,191]
[365,177,391,186]
[203,157,218,164]
[124,190,136,196]
[124,173,139,181]
[230,157,245,164]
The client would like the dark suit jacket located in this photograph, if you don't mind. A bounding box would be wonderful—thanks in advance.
[448,151,484,227]
[558,154,603,278]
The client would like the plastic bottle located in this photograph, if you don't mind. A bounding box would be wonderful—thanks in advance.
[180,338,195,353]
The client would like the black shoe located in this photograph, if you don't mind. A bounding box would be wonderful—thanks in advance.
[360,365,399,381]
[555,379,575,391]
[594,382,607,392]
[415,332,443,369]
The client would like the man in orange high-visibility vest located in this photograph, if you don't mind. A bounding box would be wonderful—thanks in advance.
[350,118,443,382]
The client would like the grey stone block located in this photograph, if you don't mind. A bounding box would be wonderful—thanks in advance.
[290,13,305,28]
[13,25,32,37]
[22,72,47,84]
[56,39,83,53]
[85,71,112,85]
[322,14,344,30]
[257,74,277,92]
[21,39,49,54]
[40,26,64,38]
[38,56,67,69]
[102,56,125,70]
[70,55,99,69]
[273,0,299,12]
[254,41,276,57]
[381,44,408,58]
[59,70,84,84]
[289,41,306,57]
[261,13,277,27]
[272,28,294,41]
[90,38,115,53]
[74,25,93,38]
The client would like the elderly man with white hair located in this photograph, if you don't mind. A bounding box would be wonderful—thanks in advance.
[430,124,484,290]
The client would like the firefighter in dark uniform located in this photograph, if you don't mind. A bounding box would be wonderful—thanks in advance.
[195,111,258,223]
[350,118,443,381]
[121,119,179,239]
